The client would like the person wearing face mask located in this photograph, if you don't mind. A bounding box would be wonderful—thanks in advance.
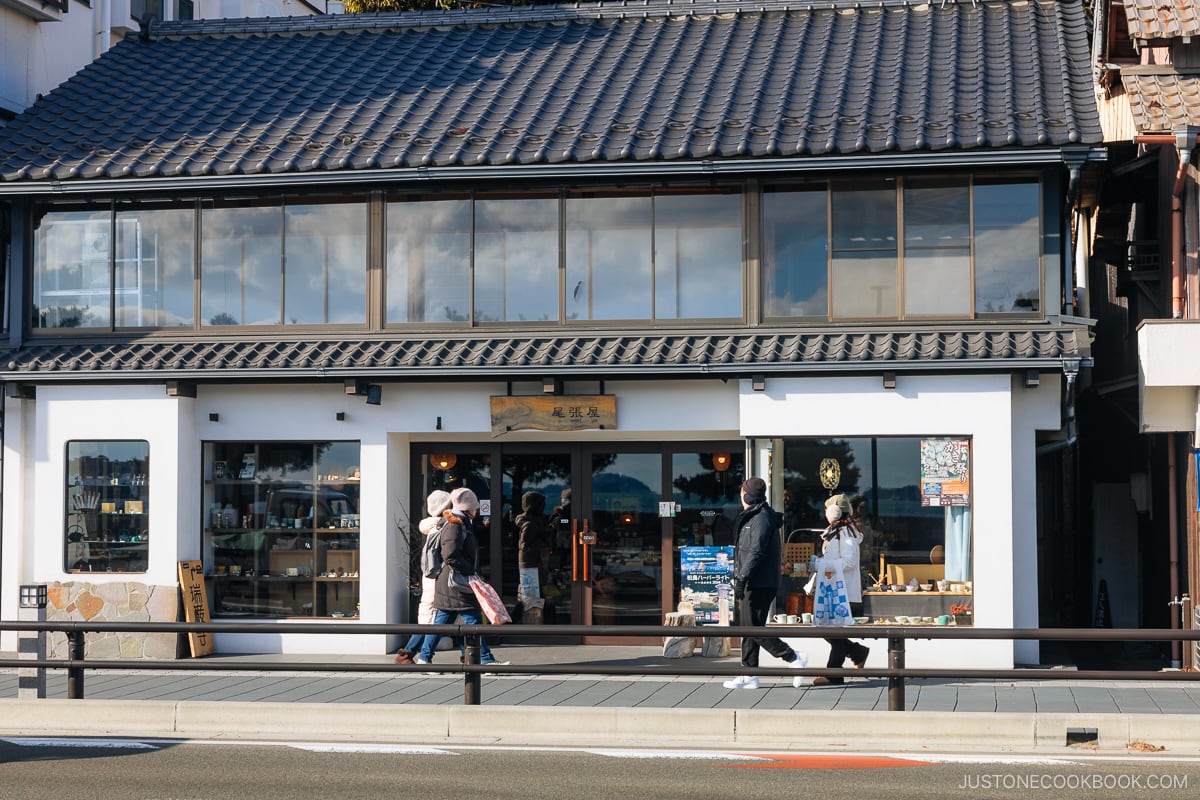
[723,476,808,690]
[809,493,869,685]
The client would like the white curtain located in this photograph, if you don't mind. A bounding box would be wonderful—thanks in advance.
[944,506,972,581]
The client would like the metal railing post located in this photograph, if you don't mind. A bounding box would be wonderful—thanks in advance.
[464,634,481,705]
[887,635,905,711]
[67,629,85,699]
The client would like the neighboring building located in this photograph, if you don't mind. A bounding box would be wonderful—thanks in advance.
[0,0,1103,666]
[1090,0,1200,669]
[0,0,324,123]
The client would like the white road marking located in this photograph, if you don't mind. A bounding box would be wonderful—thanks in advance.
[586,749,764,760]
[291,743,456,755]
[1,737,157,750]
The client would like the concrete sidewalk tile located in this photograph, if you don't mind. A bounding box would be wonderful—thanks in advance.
[953,686,998,712]
[597,680,668,707]
[635,680,706,708]
[994,685,1036,712]
[1107,688,1160,714]
[1031,686,1080,713]
[1069,687,1121,713]
[1146,687,1200,713]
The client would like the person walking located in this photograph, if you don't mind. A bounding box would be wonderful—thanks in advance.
[394,489,452,665]
[723,476,808,690]
[414,487,508,668]
[515,490,553,619]
[810,493,869,685]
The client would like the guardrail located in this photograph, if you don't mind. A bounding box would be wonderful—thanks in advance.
[3,620,1200,711]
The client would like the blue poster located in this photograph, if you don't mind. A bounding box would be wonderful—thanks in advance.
[679,546,734,624]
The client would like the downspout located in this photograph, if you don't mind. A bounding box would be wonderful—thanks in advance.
[1169,434,1180,666]
[1035,359,1080,456]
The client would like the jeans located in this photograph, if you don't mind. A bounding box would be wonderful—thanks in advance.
[417,608,496,664]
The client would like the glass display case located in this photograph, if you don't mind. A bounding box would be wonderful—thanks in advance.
[202,441,360,618]
[65,440,150,572]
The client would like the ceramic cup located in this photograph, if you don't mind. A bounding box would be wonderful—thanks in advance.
[773,614,787,623]
[802,613,813,624]
[786,615,799,624]
[935,615,951,625]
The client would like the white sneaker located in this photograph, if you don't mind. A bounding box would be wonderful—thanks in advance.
[790,649,809,688]
[722,675,760,690]
[414,656,431,665]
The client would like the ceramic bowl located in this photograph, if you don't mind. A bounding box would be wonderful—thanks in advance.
[895,615,911,624]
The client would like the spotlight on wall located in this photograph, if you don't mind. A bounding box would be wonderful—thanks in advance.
[336,411,346,421]
[1024,369,1040,389]
[882,371,897,390]
[208,413,220,422]
[365,384,382,405]
[751,374,766,392]
[543,376,563,395]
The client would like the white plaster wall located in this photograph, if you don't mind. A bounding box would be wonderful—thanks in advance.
[739,373,1062,669]
[0,395,36,651]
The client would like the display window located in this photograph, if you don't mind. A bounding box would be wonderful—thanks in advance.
[65,440,150,572]
[202,441,360,618]
[780,436,973,625]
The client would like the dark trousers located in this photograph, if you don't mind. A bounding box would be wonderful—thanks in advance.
[738,587,796,668]
[823,601,868,682]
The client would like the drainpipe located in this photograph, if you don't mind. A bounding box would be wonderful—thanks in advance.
[1169,434,1180,667]
[1035,359,1080,456]
[1134,128,1199,318]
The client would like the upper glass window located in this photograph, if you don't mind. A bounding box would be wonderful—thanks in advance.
[763,176,1043,321]
[385,194,471,324]
[65,441,149,573]
[565,188,743,321]
[34,208,115,330]
[201,196,367,328]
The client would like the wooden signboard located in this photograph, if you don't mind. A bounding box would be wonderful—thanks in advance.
[490,394,617,435]
[177,560,216,657]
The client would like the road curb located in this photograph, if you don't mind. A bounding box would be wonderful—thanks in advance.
[0,699,1196,753]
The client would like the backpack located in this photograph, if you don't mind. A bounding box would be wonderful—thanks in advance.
[420,521,446,578]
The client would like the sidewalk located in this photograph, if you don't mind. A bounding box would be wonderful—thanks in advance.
[2,645,1199,753]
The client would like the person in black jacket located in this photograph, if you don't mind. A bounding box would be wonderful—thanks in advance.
[723,476,808,690]
[414,488,507,667]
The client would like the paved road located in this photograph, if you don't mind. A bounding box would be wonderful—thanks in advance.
[0,738,1197,800]
[3,645,1200,754]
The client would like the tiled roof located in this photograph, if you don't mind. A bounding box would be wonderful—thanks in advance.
[0,0,1101,186]
[1123,73,1200,134]
[1122,0,1200,42]
[0,327,1091,381]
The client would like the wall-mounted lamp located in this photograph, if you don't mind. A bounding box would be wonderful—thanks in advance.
[336,411,346,421]
[543,376,563,395]
[344,379,366,396]
[365,384,382,405]
[19,584,47,609]
[430,453,457,471]
[882,371,897,390]
[1024,369,1040,389]
[208,413,220,422]
[751,374,766,392]
[712,453,731,472]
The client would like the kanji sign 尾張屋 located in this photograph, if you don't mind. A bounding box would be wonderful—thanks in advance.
[490,395,616,435]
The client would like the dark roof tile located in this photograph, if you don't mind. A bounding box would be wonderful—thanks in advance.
[0,0,1101,186]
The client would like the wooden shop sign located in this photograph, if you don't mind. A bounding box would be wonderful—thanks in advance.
[177,560,215,657]
[491,394,616,435]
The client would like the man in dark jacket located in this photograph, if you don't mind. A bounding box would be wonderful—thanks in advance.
[724,476,807,689]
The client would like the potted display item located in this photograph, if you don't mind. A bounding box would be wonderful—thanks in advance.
[950,603,973,626]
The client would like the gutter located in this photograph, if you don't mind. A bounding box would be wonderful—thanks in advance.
[0,147,1108,198]
[1035,358,1081,455]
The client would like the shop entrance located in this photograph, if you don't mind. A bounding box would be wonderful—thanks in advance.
[413,443,744,636]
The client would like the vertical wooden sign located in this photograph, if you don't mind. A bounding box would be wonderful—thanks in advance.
[177,560,215,657]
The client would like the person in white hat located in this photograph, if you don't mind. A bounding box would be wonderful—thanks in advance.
[414,487,507,667]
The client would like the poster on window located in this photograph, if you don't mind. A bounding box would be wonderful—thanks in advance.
[920,438,971,507]
[679,546,733,624]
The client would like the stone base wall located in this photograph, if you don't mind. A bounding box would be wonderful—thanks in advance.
[46,581,180,659]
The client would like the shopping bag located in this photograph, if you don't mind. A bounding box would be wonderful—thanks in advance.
[469,575,512,625]
[811,556,853,627]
